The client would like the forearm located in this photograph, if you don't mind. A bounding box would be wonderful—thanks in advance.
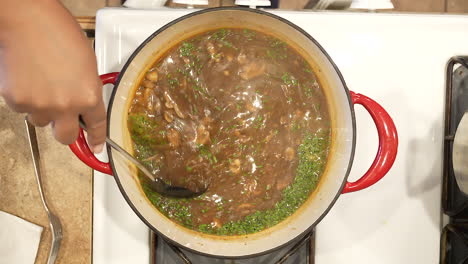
[0,0,106,149]
[0,0,76,44]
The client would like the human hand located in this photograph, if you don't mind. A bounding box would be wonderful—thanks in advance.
[0,0,106,152]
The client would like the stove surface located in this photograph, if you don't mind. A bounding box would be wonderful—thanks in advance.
[94,8,468,264]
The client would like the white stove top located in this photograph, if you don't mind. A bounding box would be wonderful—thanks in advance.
[94,8,468,263]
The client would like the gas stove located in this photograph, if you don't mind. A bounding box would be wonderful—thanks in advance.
[93,8,468,264]
[441,56,468,264]
[151,231,314,264]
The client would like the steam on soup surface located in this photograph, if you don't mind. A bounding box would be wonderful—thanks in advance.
[128,28,330,235]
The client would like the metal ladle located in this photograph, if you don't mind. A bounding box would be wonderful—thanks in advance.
[79,119,207,198]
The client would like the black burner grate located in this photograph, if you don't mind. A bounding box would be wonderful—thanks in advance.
[151,230,315,264]
[441,56,468,263]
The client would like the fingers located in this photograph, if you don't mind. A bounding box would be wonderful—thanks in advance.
[51,115,80,145]
[27,113,52,127]
[1,90,32,113]
[80,99,107,153]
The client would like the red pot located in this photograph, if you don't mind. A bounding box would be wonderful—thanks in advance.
[69,7,398,258]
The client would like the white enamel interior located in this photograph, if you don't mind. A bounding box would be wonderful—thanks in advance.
[107,9,355,257]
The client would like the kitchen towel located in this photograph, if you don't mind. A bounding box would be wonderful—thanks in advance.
[0,211,43,264]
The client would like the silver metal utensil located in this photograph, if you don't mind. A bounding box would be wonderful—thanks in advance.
[306,0,352,10]
[25,119,63,264]
[314,0,333,10]
[78,119,207,198]
[453,112,468,195]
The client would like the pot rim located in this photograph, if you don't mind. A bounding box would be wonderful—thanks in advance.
[106,6,357,259]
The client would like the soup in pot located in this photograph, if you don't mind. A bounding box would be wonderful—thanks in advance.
[127,28,331,235]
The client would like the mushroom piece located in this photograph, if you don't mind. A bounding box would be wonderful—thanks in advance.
[195,124,210,145]
[239,62,266,80]
[146,71,158,82]
[245,102,256,112]
[143,88,154,103]
[229,159,241,174]
[142,79,155,89]
[264,130,276,143]
[153,97,162,115]
[276,177,292,191]
[206,42,216,56]
[237,203,254,211]
[202,116,214,130]
[163,92,175,109]
[173,104,185,119]
[164,111,174,123]
[166,129,180,147]
[211,218,222,229]
[284,147,295,161]
[237,52,248,64]
[280,116,287,125]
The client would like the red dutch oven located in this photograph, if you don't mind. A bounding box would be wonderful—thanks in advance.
[69,7,398,258]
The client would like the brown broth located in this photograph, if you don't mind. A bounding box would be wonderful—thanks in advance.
[128,28,331,235]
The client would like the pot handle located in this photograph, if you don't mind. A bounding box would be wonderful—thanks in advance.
[342,91,398,194]
[68,72,120,175]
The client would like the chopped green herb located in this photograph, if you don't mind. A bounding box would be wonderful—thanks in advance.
[238,144,247,152]
[198,224,211,233]
[128,114,166,146]
[142,184,193,227]
[179,42,195,57]
[282,72,298,86]
[265,39,288,60]
[211,53,222,60]
[304,86,314,97]
[303,61,313,73]
[266,49,273,58]
[177,67,191,77]
[292,121,301,132]
[242,29,256,40]
[220,40,235,49]
[194,132,329,235]
[191,105,198,115]
[253,115,265,129]
[168,77,179,87]
[271,40,286,48]
[198,145,217,164]
[211,28,229,40]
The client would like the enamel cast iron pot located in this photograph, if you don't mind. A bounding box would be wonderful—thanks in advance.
[69,7,398,258]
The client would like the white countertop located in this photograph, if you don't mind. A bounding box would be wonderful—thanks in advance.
[94,8,468,263]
